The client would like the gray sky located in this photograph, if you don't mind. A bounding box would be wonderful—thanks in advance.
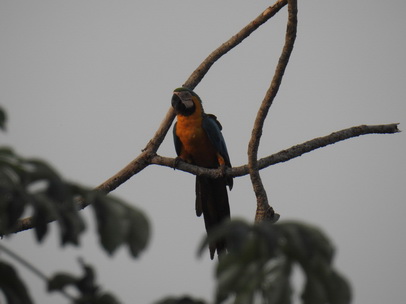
[1,0,405,303]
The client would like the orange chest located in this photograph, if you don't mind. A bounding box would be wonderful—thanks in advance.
[176,116,218,167]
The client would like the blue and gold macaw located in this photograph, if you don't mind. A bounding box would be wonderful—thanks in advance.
[171,87,233,259]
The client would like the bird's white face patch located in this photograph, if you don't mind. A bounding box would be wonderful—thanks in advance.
[177,91,194,109]
[182,98,194,109]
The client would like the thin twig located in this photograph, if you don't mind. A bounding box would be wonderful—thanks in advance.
[255,123,400,171]
[248,0,298,223]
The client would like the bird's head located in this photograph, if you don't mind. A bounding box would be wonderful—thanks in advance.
[171,87,202,116]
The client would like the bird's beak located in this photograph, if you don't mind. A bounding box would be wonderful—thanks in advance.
[172,92,195,112]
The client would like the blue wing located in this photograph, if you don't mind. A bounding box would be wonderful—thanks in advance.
[202,114,232,169]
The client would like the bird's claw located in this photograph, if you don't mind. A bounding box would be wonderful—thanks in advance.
[173,156,182,170]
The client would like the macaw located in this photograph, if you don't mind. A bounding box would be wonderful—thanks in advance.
[171,87,233,259]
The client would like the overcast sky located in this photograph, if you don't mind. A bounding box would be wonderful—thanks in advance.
[1,1,405,303]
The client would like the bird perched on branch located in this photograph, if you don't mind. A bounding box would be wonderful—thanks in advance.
[171,87,233,259]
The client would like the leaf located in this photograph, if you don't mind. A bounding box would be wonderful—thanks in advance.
[31,193,57,242]
[5,196,25,230]
[0,107,7,131]
[216,257,247,303]
[49,260,123,304]
[58,206,86,246]
[0,190,21,232]
[211,220,282,304]
[198,219,251,257]
[23,159,68,201]
[76,260,98,296]
[262,256,292,304]
[301,273,327,304]
[0,147,14,156]
[125,206,150,257]
[325,270,352,304]
[278,222,334,267]
[154,296,206,304]
[92,293,121,304]
[92,195,127,255]
[0,261,34,304]
[0,169,28,233]
[47,272,77,292]
[90,192,150,257]
[252,221,279,256]
[277,222,351,304]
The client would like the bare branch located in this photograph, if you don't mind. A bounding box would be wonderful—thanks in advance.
[183,0,288,89]
[11,0,398,236]
[248,0,297,223]
[92,107,179,197]
[255,123,400,170]
[151,123,400,178]
[12,1,290,234]
[92,0,293,196]
[14,122,399,234]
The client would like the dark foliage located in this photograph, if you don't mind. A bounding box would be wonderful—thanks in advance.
[48,259,121,304]
[0,110,150,303]
[0,109,351,304]
[199,220,351,304]
[0,261,34,304]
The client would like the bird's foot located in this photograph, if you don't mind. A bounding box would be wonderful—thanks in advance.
[173,156,182,170]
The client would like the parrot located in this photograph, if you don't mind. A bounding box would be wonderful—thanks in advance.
[171,87,233,259]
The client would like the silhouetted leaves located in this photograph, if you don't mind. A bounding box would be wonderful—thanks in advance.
[48,259,121,304]
[0,148,28,232]
[0,261,34,304]
[202,220,285,304]
[0,148,85,245]
[278,222,351,304]
[0,146,150,258]
[200,219,351,304]
[0,110,352,304]
[47,273,77,291]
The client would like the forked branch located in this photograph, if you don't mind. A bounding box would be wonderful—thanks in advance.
[13,0,290,234]
[248,0,297,223]
[12,0,399,234]
[184,0,288,89]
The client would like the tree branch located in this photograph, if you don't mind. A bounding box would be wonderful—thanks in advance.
[183,0,288,89]
[248,0,297,223]
[12,0,289,234]
[95,0,292,196]
[13,122,400,234]
[151,123,400,178]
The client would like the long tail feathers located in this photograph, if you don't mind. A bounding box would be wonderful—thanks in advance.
[196,176,230,259]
